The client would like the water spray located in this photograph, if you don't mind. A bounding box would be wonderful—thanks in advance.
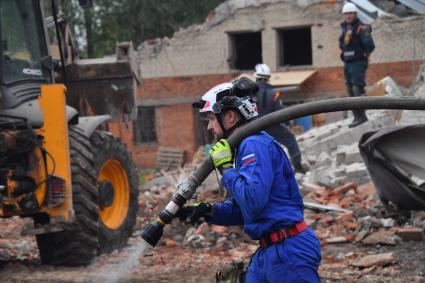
[140,96,425,247]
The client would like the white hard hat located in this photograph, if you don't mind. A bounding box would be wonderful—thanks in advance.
[192,81,258,120]
[193,83,233,113]
[342,3,358,13]
[255,63,271,79]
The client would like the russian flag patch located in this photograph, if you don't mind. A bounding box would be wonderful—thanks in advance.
[242,153,256,165]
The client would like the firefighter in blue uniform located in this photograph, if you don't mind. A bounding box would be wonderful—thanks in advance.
[178,77,321,282]
[339,3,375,127]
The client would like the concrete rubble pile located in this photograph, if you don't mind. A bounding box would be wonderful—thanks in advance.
[135,176,425,281]
[1,167,424,280]
[297,108,397,187]
[0,217,37,262]
[296,73,425,189]
[304,181,425,281]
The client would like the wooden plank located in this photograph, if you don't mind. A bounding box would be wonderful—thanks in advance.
[235,70,317,87]
[156,147,185,171]
[270,70,316,86]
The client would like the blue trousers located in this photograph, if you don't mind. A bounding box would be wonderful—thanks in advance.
[245,228,321,283]
[344,60,368,96]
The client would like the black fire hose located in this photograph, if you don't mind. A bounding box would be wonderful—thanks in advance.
[141,96,425,247]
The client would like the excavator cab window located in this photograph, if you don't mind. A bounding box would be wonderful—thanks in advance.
[0,0,50,84]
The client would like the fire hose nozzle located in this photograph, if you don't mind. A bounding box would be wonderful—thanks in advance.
[140,220,164,247]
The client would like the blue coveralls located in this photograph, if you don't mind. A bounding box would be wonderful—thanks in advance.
[207,132,321,283]
[255,82,303,168]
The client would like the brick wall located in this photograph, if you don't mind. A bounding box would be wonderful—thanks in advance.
[289,60,422,101]
[132,60,421,168]
[139,73,238,100]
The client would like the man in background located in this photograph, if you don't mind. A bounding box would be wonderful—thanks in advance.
[339,2,375,127]
[254,63,306,174]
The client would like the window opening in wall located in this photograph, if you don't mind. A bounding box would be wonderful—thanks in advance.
[278,27,312,67]
[229,32,262,70]
[134,106,157,144]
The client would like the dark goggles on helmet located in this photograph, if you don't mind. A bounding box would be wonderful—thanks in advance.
[192,100,206,110]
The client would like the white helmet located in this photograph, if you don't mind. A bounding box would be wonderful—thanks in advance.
[255,63,271,79]
[192,79,258,120]
[342,3,358,13]
[193,83,232,113]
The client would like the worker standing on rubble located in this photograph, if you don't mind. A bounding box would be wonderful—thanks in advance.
[253,63,306,174]
[339,2,375,128]
[177,77,321,283]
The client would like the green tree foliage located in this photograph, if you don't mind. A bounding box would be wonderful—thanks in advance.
[59,0,225,58]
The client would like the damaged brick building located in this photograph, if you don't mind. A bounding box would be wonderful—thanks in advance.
[132,0,425,168]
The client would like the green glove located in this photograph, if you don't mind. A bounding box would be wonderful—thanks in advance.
[209,139,233,172]
[175,201,213,224]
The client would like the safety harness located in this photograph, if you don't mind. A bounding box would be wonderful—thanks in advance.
[259,220,308,248]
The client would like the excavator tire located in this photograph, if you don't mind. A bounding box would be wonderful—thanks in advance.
[36,127,99,266]
[91,130,139,254]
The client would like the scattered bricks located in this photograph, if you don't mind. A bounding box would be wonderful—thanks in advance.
[320,215,335,225]
[339,197,353,208]
[357,183,375,200]
[330,182,357,198]
[316,229,331,240]
[195,222,210,235]
[351,252,395,268]
[312,186,330,198]
[164,239,177,247]
[343,221,359,229]
[326,236,349,244]
[361,265,378,275]
[396,227,424,241]
[211,225,228,234]
[346,233,356,242]
[354,230,369,243]
[303,183,326,193]
[362,230,398,246]
[335,213,354,221]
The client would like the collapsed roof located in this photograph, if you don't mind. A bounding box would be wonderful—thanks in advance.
[208,0,425,26]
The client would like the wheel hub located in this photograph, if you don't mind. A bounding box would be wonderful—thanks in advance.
[98,181,114,208]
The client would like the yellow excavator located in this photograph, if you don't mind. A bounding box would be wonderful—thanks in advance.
[0,0,138,266]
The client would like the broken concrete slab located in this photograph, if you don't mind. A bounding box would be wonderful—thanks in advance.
[351,252,396,268]
[326,236,349,244]
[361,230,398,245]
[304,202,352,213]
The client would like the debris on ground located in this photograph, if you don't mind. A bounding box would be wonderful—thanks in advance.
[2,73,425,281]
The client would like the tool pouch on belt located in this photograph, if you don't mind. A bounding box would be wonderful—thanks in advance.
[216,261,246,283]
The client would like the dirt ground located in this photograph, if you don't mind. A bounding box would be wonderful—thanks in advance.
[1,229,425,283]
[1,182,425,283]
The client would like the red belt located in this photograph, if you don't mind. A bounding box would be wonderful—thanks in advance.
[259,220,308,248]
